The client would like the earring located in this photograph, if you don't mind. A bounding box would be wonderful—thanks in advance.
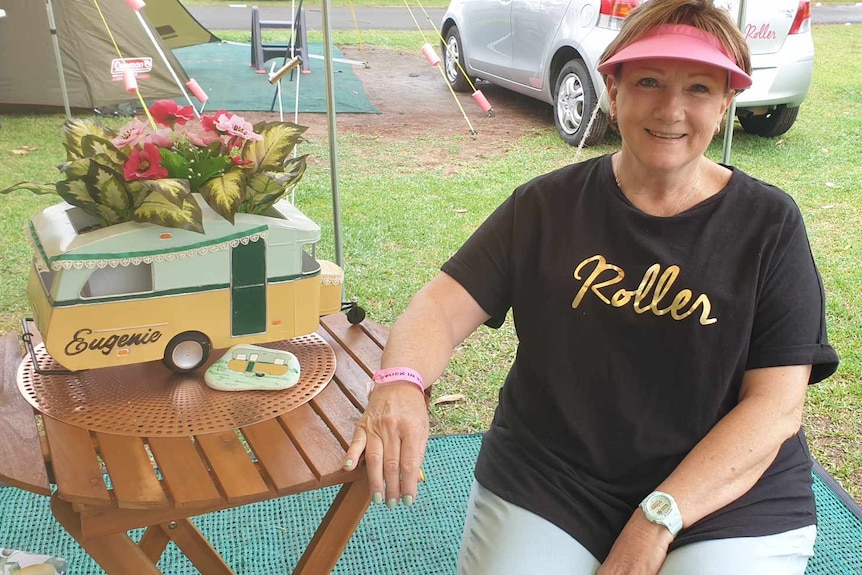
[715,124,721,135]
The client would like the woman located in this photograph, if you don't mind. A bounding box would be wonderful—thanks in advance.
[343,1,839,573]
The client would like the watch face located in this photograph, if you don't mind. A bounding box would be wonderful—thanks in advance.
[647,494,672,518]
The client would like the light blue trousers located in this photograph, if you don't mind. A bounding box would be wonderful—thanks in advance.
[457,481,816,575]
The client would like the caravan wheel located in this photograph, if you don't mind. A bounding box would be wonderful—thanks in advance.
[346,305,366,325]
[163,332,212,373]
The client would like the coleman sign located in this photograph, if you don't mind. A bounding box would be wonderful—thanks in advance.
[111,57,153,79]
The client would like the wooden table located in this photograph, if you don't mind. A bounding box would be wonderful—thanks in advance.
[0,313,386,574]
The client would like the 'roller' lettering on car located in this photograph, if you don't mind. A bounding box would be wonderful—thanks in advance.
[64,327,163,356]
[571,255,717,325]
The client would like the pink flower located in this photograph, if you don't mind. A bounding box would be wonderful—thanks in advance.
[151,100,195,128]
[215,114,263,142]
[143,127,174,148]
[123,143,168,181]
[112,118,149,149]
[182,125,222,148]
[201,110,232,133]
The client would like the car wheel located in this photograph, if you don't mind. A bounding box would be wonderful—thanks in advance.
[162,331,212,373]
[443,25,471,92]
[737,106,799,137]
[554,59,608,147]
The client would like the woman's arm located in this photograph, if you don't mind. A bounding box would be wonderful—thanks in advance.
[343,272,491,508]
[599,364,811,575]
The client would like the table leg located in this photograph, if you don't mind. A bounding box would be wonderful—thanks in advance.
[51,496,162,575]
[159,518,235,575]
[293,476,372,575]
[139,524,171,563]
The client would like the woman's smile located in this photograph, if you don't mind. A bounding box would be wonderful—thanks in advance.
[646,130,686,140]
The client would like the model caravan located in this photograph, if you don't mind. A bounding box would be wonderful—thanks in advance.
[26,197,346,372]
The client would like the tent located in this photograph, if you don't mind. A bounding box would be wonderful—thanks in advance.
[0,0,351,273]
[0,0,217,111]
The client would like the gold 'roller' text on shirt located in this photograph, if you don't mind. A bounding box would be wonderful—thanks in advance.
[572,255,717,326]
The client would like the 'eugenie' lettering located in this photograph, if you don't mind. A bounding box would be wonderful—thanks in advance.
[65,327,163,356]
[572,255,717,325]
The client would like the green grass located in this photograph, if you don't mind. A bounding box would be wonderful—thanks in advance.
[1,24,860,503]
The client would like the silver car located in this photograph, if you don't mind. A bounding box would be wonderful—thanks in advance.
[441,0,814,146]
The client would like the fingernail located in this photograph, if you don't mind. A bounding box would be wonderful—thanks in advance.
[403,494,414,507]
[343,459,353,468]
[372,492,383,504]
[386,498,398,510]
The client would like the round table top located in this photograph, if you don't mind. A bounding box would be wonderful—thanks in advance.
[17,333,336,437]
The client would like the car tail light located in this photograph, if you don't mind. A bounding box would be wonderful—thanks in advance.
[789,0,811,34]
[598,0,640,29]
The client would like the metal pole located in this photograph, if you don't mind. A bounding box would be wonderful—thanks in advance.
[321,0,344,272]
[45,0,72,119]
[721,101,737,164]
[722,0,747,164]
[132,11,199,117]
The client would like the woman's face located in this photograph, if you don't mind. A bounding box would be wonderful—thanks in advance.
[607,58,735,174]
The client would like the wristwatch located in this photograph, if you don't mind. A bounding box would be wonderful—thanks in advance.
[639,491,683,537]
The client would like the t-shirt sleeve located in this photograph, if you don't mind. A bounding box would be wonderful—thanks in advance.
[746,205,839,383]
[441,193,517,329]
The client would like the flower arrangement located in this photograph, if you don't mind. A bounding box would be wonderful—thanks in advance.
[1,100,308,233]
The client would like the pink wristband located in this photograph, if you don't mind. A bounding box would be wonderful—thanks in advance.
[370,367,425,394]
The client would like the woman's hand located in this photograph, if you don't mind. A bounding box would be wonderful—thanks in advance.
[597,511,672,575]
[341,272,488,508]
[343,383,430,508]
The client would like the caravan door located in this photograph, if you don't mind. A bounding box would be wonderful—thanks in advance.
[231,240,267,336]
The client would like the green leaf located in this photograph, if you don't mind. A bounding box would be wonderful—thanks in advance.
[0,181,57,195]
[243,122,307,172]
[56,179,101,220]
[241,173,284,214]
[242,155,308,214]
[133,180,204,233]
[64,118,116,160]
[94,202,123,226]
[274,154,307,184]
[56,159,101,208]
[199,170,245,224]
[160,148,193,180]
[126,180,151,210]
[139,179,190,209]
[190,155,231,192]
[88,161,134,219]
[60,157,92,179]
[81,135,126,167]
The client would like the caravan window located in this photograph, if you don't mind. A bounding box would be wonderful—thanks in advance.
[36,263,57,297]
[80,263,154,299]
[301,243,319,274]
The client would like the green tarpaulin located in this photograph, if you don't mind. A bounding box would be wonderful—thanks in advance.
[173,42,379,113]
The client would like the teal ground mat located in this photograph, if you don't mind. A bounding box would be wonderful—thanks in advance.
[1,434,860,574]
[172,42,379,114]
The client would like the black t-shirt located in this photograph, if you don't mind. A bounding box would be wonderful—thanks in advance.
[441,154,839,561]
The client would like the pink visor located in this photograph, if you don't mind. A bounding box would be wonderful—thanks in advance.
[598,24,752,90]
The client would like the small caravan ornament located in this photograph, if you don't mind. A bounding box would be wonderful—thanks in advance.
[204,344,302,391]
[24,196,363,373]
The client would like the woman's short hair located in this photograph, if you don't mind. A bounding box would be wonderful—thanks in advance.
[598,0,752,91]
